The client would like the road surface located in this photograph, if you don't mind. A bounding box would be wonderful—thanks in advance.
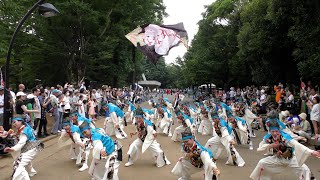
[0,94,319,180]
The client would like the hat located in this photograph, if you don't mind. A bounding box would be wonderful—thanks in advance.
[16,91,26,97]
[267,110,279,119]
[181,128,193,141]
[281,110,289,117]
[135,107,144,117]
[69,110,78,117]
[102,102,109,108]
[62,119,71,126]
[12,117,24,121]
[52,89,60,94]
[79,121,91,132]
[268,119,280,131]
[27,94,35,99]
[298,113,307,120]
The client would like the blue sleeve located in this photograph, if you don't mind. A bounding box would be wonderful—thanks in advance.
[108,104,115,113]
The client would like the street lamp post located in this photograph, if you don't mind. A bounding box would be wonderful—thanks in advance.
[3,1,59,130]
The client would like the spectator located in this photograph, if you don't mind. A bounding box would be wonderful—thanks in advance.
[309,88,318,101]
[308,96,320,138]
[274,85,282,103]
[18,84,25,92]
[293,113,312,140]
[38,88,50,137]
[50,89,61,135]
[15,92,39,123]
[30,88,41,134]
[285,89,294,110]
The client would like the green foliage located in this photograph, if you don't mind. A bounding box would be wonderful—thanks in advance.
[0,0,166,88]
[181,0,320,88]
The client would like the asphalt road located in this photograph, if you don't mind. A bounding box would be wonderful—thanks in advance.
[0,94,319,180]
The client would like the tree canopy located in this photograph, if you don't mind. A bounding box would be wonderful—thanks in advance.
[0,0,167,88]
[182,0,320,88]
[1,0,320,89]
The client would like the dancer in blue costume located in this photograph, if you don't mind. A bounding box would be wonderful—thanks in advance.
[250,115,320,180]
[171,128,220,180]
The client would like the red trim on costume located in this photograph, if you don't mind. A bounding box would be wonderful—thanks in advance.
[258,167,264,180]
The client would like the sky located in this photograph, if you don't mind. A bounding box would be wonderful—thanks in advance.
[163,0,215,64]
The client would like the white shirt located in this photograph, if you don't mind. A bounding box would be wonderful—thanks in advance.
[95,92,102,101]
[288,94,294,103]
[260,94,266,106]
[81,93,87,101]
[309,94,318,101]
[33,95,41,119]
[78,100,85,117]
[311,103,320,122]
[229,90,236,98]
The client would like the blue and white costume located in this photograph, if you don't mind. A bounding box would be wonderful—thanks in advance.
[58,120,90,171]
[198,105,213,135]
[125,101,136,124]
[104,103,127,139]
[125,117,170,167]
[172,112,195,142]
[250,124,314,180]
[171,133,220,180]
[205,118,245,167]
[156,107,173,137]
[9,118,43,180]
[82,126,122,180]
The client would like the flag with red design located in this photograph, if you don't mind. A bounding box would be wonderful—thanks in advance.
[125,23,188,63]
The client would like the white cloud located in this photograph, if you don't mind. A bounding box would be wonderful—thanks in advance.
[163,0,215,64]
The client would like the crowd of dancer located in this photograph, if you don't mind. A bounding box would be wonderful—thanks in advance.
[1,82,320,180]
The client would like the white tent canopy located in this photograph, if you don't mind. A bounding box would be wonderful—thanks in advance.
[198,83,216,89]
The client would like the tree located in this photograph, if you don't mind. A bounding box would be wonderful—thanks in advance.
[0,0,167,88]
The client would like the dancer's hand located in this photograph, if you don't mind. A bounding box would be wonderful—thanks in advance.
[229,140,236,145]
[269,142,280,149]
[100,149,108,157]
[130,132,137,138]
[114,124,119,129]
[311,150,320,158]
[79,143,85,149]
[4,147,13,153]
[153,133,157,138]
[213,168,220,176]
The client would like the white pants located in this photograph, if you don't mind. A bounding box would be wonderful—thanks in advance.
[171,151,218,180]
[156,118,172,136]
[125,111,134,123]
[250,156,311,180]
[70,142,90,166]
[12,149,37,180]
[70,143,80,159]
[104,117,127,139]
[89,151,120,180]
[198,119,212,135]
[296,130,311,139]
[205,135,245,166]
[171,125,187,142]
[127,138,170,167]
